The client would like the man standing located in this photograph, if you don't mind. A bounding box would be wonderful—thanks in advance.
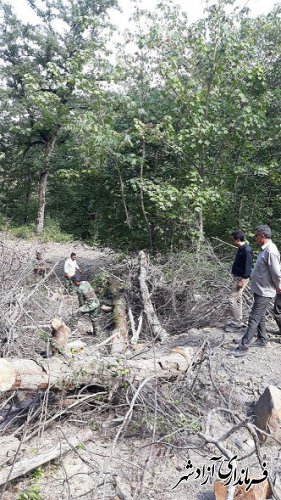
[234,224,281,356]
[225,229,253,332]
[72,275,100,335]
[33,250,48,277]
[64,252,81,292]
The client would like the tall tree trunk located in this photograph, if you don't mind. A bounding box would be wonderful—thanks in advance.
[109,276,128,355]
[197,207,204,253]
[22,177,32,224]
[139,251,169,341]
[36,132,57,234]
[196,16,221,252]
[139,142,153,252]
[36,170,48,234]
[117,165,132,229]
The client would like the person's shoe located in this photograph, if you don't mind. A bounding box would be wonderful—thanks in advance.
[253,339,267,348]
[231,344,249,357]
[224,324,239,332]
[234,322,247,328]
[225,321,239,327]
[224,322,246,332]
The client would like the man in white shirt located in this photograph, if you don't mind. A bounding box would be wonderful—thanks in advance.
[64,252,81,292]
[234,224,281,356]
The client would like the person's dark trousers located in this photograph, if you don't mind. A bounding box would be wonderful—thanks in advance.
[241,293,272,347]
[273,293,281,333]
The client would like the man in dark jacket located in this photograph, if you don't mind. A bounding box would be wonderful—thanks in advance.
[225,229,253,332]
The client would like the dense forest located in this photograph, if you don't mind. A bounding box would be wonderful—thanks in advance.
[0,0,280,251]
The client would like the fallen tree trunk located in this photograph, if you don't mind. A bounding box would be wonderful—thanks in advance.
[0,428,93,487]
[109,276,128,355]
[0,345,194,392]
[139,251,169,341]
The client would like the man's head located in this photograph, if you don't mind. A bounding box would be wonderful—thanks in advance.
[71,252,76,261]
[36,251,42,260]
[254,224,271,247]
[231,229,245,247]
[71,274,81,286]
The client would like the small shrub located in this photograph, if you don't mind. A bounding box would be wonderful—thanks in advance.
[10,224,35,239]
[17,468,44,500]
[0,213,10,230]
[92,270,111,298]
[17,484,42,500]
[43,217,73,242]
[38,330,49,342]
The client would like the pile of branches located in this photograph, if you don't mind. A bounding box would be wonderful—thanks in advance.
[0,241,66,358]
[125,239,252,337]
[0,342,279,499]
[0,239,280,499]
[0,236,249,357]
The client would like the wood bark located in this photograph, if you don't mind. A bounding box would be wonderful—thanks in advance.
[128,307,143,344]
[0,345,194,392]
[36,131,58,234]
[139,251,169,341]
[36,170,48,234]
[111,295,128,355]
[139,142,153,251]
[22,177,32,224]
[109,276,128,355]
[117,165,132,229]
[0,428,93,487]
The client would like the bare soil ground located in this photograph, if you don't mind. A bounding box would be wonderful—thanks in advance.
[0,234,281,500]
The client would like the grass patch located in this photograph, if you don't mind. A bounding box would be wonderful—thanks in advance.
[5,218,73,243]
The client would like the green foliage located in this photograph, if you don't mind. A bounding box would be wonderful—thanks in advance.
[17,468,44,500]
[32,468,44,481]
[42,217,73,242]
[0,1,281,250]
[0,214,10,230]
[17,485,42,500]
[38,330,49,342]
[7,218,72,242]
[92,270,111,299]
[76,442,86,450]
[175,415,201,432]
[10,225,36,240]
[0,0,118,234]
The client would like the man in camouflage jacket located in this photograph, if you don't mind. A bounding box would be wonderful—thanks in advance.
[72,275,100,334]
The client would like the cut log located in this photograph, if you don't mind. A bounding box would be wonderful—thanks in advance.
[139,251,169,341]
[0,428,93,487]
[111,295,128,354]
[128,307,143,344]
[0,345,194,392]
[214,478,271,499]
[0,359,16,391]
[109,276,128,355]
